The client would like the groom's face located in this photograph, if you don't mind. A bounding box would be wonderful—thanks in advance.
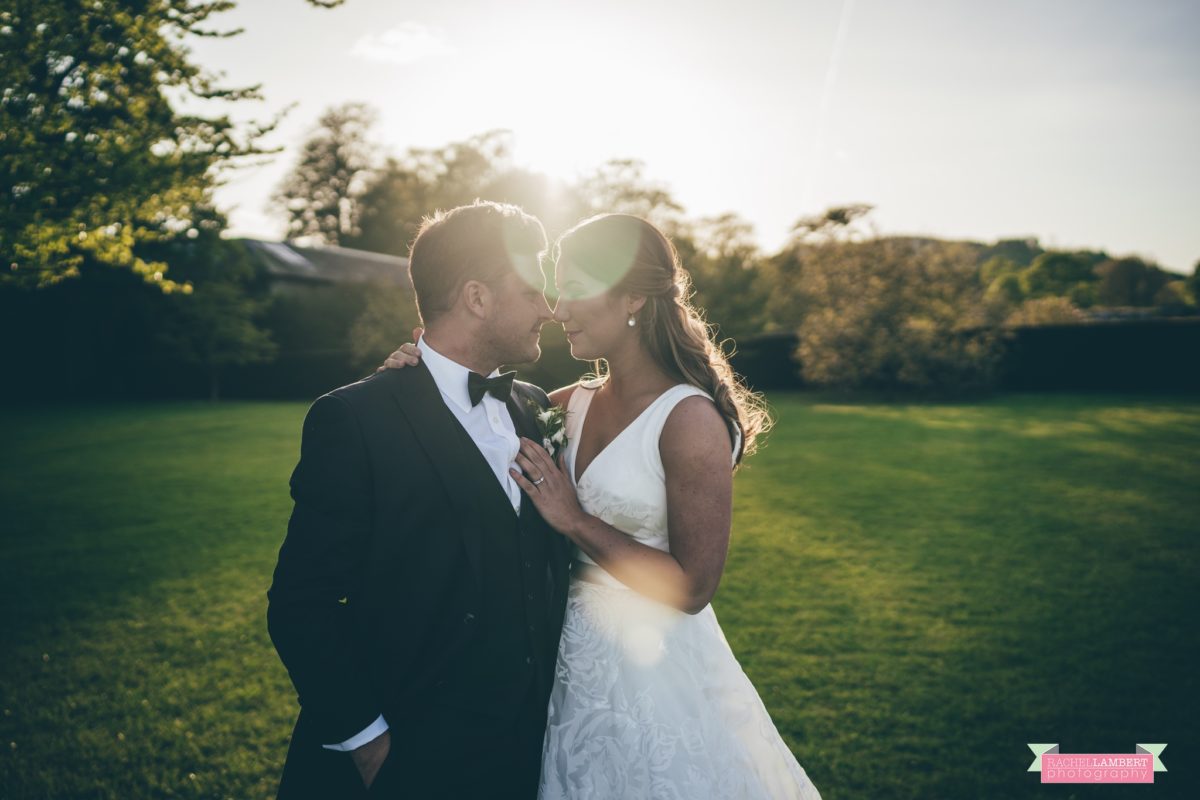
[483,254,553,364]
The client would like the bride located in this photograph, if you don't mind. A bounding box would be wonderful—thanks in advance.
[385,213,821,799]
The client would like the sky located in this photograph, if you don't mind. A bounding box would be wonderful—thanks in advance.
[186,0,1200,273]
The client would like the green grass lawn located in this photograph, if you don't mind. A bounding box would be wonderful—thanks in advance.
[1,394,1196,799]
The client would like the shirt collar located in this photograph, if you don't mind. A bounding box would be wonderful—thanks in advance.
[418,335,500,414]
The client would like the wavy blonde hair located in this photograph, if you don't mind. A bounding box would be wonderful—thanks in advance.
[554,214,771,464]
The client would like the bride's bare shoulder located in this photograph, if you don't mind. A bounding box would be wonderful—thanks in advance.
[548,382,580,409]
[550,376,605,408]
[660,393,732,466]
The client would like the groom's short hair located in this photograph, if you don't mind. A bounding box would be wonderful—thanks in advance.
[408,200,548,325]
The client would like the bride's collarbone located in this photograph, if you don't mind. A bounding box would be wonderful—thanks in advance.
[575,384,678,474]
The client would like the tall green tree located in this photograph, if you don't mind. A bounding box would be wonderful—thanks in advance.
[791,208,1008,395]
[272,102,378,245]
[1018,251,1100,304]
[977,237,1043,268]
[350,129,514,255]
[1094,256,1172,307]
[155,279,277,400]
[0,1,352,288]
[980,256,1025,306]
[679,213,768,340]
[139,210,276,399]
[758,204,876,333]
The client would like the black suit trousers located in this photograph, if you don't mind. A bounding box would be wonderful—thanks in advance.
[279,696,547,800]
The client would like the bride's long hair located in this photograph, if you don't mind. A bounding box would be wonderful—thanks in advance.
[554,214,771,464]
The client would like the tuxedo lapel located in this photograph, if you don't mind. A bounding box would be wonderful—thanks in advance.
[385,363,489,585]
[506,388,544,517]
[505,388,541,444]
[508,386,572,598]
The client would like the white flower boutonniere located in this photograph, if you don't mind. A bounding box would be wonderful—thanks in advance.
[527,400,569,458]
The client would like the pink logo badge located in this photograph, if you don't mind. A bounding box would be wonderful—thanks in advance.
[1027,744,1167,784]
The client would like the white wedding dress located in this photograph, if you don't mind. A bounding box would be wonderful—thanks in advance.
[538,382,822,799]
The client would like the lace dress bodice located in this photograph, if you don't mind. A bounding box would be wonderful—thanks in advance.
[564,380,709,568]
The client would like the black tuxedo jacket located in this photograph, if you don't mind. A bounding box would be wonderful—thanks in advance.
[267,364,571,797]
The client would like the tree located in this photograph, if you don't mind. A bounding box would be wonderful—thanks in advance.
[790,203,875,244]
[979,255,1023,287]
[979,256,1025,308]
[1151,280,1191,309]
[478,169,585,241]
[155,280,277,400]
[1005,297,1087,327]
[350,129,514,255]
[1094,256,1172,307]
[978,237,1043,268]
[273,102,378,245]
[756,204,877,333]
[679,213,769,340]
[1018,251,1098,301]
[1,0,339,288]
[795,233,1008,395]
[138,209,276,399]
[352,142,693,260]
[348,286,420,370]
[984,271,1024,306]
[574,159,683,226]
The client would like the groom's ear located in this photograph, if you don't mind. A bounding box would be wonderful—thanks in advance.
[461,279,492,319]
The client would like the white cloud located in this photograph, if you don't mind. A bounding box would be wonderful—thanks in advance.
[350,22,455,65]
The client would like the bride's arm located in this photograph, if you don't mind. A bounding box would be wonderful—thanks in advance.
[513,397,732,614]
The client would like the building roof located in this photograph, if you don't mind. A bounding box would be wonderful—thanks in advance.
[239,239,410,288]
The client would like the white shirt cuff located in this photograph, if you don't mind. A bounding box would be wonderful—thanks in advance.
[321,714,389,751]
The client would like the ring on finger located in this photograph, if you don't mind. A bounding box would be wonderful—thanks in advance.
[531,476,546,486]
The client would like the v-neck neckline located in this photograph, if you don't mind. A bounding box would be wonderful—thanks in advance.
[572,383,682,486]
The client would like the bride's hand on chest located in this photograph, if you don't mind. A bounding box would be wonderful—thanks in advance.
[510,437,587,535]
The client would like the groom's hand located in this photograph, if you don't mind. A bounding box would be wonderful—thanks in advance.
[350,730,391,789]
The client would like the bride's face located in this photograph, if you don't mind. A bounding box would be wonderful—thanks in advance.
[553,258,632,361]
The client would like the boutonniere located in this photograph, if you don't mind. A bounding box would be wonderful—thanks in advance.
[527,400,569,458]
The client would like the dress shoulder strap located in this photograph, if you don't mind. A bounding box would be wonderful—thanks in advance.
[640,384,715,479]
[564,381,598,441]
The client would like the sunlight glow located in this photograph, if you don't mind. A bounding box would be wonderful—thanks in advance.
[496,35,650,180]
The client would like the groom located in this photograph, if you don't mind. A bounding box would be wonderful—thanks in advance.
[267,201,571,799]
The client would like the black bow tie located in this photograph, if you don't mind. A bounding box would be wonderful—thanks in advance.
[467,370,516,406]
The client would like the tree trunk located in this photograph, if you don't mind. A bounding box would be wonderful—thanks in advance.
[209,366,221,402]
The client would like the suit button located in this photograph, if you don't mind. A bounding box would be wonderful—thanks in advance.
[525,656,534,665]
[527,593,534,601]
[524,561,532,569]
[463,612,475,624]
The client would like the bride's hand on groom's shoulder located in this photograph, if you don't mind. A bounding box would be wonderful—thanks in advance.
[375,327,424,373]
[511,437,587,537]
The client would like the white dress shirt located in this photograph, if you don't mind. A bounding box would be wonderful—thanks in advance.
[322,336,523,751]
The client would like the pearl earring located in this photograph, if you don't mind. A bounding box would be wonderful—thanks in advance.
[627,315,636,327]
